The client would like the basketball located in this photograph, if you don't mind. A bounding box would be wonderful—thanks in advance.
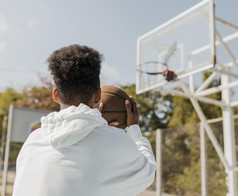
[100,85,130,129]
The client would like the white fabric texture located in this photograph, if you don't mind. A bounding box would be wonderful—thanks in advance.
[13,104,156,196]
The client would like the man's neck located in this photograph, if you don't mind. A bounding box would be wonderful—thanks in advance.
[59,102,93,110]
[60,104,72,110]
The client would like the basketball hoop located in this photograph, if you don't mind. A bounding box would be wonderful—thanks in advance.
[137,42,177,82]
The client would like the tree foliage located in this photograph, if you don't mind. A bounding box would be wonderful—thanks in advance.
[0,88,22,117]
[121,84,173,132]
[16,77,59,111]
[0,78,59,166]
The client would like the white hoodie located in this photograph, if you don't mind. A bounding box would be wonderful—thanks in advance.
[13,104,156,196]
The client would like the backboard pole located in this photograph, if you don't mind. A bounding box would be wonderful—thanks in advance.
[200,123,208,196]
[161,87,225,107]
[216,17,238,31]
[216,32,238,70]
[209,0,216,65]
[221,68,237,196]
[195,80,238,97]
[136,39,142,94]
[208,68,238,79]
[189,60,195,93]
[0,116,7,170]
[179,81,230,170]
[156,129,162,196]
[195,72,217,94]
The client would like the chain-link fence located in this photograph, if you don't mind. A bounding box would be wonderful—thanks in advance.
[155,117,238,196]
[2,118,238,196]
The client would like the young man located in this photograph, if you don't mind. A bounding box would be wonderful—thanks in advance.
[13,44,156,196]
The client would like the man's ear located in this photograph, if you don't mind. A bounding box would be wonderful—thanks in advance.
[94,87,101,103]
[52,88,61,104]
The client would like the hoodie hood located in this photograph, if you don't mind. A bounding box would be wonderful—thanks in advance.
[40,103,107,148]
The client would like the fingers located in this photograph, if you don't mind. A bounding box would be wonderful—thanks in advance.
[129,96,139,124]
[93,102,103,112]
[125,99,131,114]
[98,102,103,112]
[129,96,137,112]
[130,97,136,106]
[125,97,137,114]
[109,121,119,126]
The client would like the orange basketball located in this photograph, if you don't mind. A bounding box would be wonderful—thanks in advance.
[100,85,131,129]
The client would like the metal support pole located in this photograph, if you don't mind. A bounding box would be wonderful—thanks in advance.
[209,0,216,65]
[216,32,238,70]
[189,60,195,93]
[161,87,225,108]
[0,116,7,170]
[195,80,238,97]
[191,32,238,56]
[136,39,143,94]
[221,68,237,196]
[1,105,13,196]
[215,18,238,31]
[156,129,162,196]
[200,123,208,196]
[208,68,238,79]
[179,81,230,170]
[195,72,217,94]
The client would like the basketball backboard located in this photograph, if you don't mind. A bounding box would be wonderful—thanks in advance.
[136,1,238,195]
[136,0,215,94]
[9,105,52,142]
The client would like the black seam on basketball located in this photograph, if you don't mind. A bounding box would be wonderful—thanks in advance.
[102,111,126,113]
[101,91,128,101]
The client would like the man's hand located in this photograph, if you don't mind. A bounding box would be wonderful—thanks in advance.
[125,97,139,127]
[93,102,103,111]
[98,102,103,112]
[96,102,120,127]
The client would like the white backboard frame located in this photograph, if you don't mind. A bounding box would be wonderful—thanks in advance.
[136,0,215,94]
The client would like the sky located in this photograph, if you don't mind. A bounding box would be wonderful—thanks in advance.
[0,0,238,92]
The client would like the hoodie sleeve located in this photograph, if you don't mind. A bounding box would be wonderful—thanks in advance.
[122,124,157,195]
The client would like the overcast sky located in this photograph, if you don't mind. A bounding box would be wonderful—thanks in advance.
[0,0,237,92]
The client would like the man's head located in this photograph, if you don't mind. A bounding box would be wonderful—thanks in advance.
[48,44,103,108]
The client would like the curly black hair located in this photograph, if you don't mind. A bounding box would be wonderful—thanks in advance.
[48,44,103,105]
